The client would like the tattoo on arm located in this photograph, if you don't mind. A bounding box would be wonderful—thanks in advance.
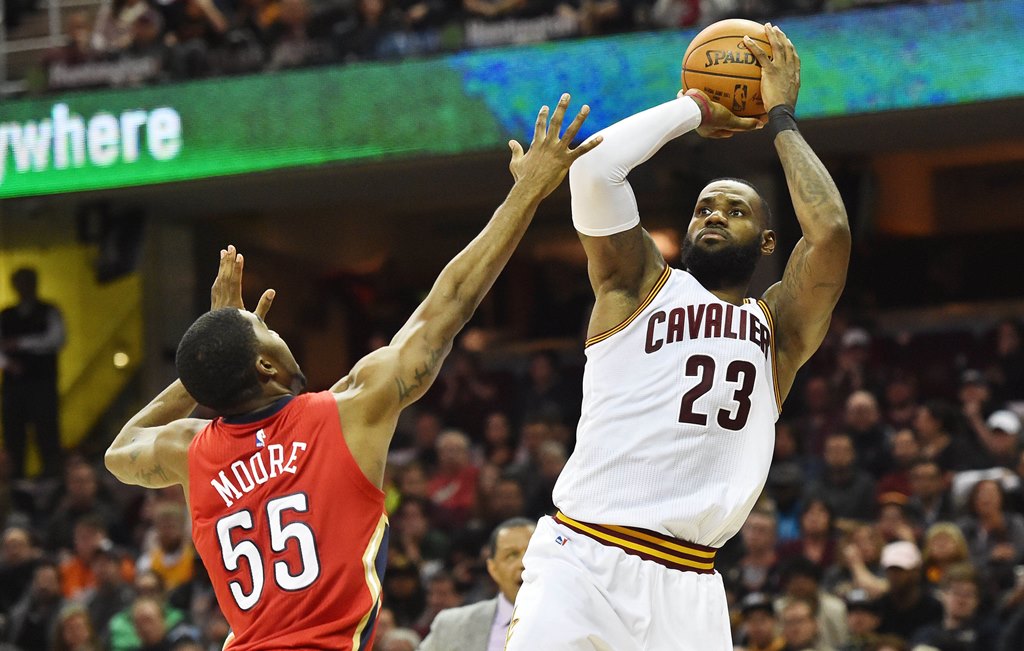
[780,134,842,212]
[136,464,169,485]
[394,345,446,402]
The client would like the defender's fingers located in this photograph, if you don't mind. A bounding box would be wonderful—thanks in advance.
[570,135,603,159]
[509,140,525,161]
[254,289,276,320]
[548,93,571,141]
[560,105,591,145]
[533,106,549,143]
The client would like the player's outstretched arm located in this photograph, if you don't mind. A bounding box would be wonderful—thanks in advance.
[332,95,598,481]
[105,246,274,489]
[570,92,759,339]
[747,25,851,399]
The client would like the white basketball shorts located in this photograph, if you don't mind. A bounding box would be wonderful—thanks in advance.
[504,514,732,651]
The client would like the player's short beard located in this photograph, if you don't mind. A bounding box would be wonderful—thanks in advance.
[680,234,762,291]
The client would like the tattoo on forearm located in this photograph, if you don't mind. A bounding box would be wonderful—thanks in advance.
[779,134,841,212]
[136,464,169,485]
[395,345,445,402]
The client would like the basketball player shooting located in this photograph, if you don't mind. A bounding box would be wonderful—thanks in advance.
[505,25,850,651]
[103,95,599,651]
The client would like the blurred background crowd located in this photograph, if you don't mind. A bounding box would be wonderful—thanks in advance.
[3,270,1024,650]
[3,0,922,93]
[3,0,1023,650]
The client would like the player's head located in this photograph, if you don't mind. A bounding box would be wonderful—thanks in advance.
[11,267,38,301]
[681,178,775,290]
[486,517,535,603]
[176,308,306,414]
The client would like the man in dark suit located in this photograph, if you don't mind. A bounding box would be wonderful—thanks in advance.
[420,518,535,651]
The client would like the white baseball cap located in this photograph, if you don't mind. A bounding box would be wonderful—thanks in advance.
[881,541,922,570]
[987,410,1021,435]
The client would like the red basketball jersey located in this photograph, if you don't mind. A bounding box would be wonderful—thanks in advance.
[188,392,388,651]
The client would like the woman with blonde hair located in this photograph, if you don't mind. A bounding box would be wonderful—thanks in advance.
[922,522,971,588]
[53,605,100,651]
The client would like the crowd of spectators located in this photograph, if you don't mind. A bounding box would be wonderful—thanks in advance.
[20,0,916,91]
[1,309,1023,650]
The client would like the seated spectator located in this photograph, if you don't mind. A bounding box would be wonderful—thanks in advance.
[916,400,985,472]
[921,522,971,589]
[875,540,942,640]
[736,592,785,651]
[988,319,1024,403]
[776,556,849,649]
[779,596,836,651]
[883,375,919,432]
[911,564,1001,650]
[93,0,164,54]
[46,462,120,551]
[54,604,101,651]
[792,375,840,458]
[726,508,781,598]
[957,479,1024,591]
[777,497,838,570]
[7,559,65,650]
[772,420,823,483]
[765,462,806,545]
[526,440,566,517]
[806,433,877,525]
[876,493,918,546]
[130,595,197,651]
[876,429,919,499]
[906,458,955,532]
[516,351,578,428]
[60,515,133,600]
[137,502,195,592]
[85,546,136,636]
[46,11,98,67]
[427,429,480,528]
[341,0,403,61]
[839,588,882,651]
[648,0,699,29]
[376,627,422,651]
[0,525,43,614]
[974,410,1022,469]
[106,572,187,651]
[390,497,449,572]
[843,391,892,477]
[556,0,636,36]
[479,476,527,532]
[481,411,515,467]
[413,572,462,637]
[381,559,426,628]
[437,349,499,435]
[826,524,887,601]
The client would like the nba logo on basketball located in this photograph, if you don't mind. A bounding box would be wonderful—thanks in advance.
[732,84,748,112]
[255,429,266,448]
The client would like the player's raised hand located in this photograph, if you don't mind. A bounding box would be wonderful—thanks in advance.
[744,23,800,111]
[210,244,275,319]
[681,88,762,139]
[508,93,602,197]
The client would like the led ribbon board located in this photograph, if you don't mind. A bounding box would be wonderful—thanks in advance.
[1,0,1021,199]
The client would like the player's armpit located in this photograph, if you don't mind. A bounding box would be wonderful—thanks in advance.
[104,419,204,489]
[580,225,666,339]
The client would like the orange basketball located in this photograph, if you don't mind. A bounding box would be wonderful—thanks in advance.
[681,18,771,118]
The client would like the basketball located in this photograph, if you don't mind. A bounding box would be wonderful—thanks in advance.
[681,19,772,118]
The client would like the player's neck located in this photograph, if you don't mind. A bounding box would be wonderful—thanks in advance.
[225,389,295,418]
[706,285,749,306]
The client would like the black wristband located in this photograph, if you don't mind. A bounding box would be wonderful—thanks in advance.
[767,104,799,140]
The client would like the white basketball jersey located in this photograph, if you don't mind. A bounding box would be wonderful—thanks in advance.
[553,266,781,548]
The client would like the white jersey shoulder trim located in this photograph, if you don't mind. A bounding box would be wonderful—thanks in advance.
[585,264,671,348]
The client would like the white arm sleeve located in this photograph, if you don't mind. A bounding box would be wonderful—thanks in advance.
[569,96,703,237]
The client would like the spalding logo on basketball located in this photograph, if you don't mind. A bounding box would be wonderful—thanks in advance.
[681,18,772,118]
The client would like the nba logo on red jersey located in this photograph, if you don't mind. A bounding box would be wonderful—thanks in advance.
[255,429,266,448]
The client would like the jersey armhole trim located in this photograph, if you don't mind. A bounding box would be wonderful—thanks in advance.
[585,265,671,348]
[755,299,783,414]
